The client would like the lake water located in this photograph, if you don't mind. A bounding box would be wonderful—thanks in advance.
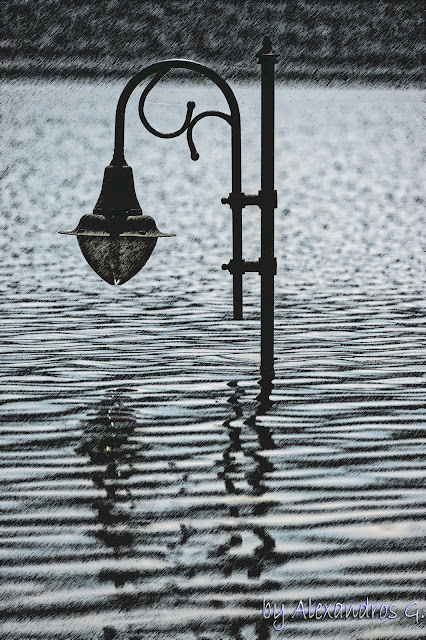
[0,80,425,639]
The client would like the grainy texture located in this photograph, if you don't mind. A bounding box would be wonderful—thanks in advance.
[0,1,424,83]
[1,2,425,638]
[1,80,425,638]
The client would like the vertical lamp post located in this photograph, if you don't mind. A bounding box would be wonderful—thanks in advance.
[61,37,278,379]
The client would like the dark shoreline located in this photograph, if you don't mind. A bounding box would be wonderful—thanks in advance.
[1,58,424,88]
[2,1,423,89]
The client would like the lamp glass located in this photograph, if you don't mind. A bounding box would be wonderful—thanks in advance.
[77,235,157,285]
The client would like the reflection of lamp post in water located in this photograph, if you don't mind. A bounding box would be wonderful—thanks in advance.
[61,37,278,378]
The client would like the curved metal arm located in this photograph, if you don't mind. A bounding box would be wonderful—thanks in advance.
[110,59,244,319]
[111,59,241,195]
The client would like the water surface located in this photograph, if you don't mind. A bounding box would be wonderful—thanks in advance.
[0,80,425,639]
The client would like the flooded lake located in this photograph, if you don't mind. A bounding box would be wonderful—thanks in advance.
[0,79,425,639]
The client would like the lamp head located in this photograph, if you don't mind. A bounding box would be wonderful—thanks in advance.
[60,164,174,285]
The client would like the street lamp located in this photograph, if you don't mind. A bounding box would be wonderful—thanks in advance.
[61,164,174,286]
[61,36,278,378]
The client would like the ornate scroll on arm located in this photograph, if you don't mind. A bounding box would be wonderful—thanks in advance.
[137,70,233,161]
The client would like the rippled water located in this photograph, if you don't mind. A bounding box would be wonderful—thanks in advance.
[1,80,425,639]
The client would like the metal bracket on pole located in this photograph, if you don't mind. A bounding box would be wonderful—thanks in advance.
[222,256,277,276]
[222,259,260,275]
[221,190,277,210]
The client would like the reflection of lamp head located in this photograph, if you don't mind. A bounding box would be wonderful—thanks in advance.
[60,164,174,285]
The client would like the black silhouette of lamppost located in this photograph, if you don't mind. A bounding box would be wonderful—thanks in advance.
[61,37,278,378]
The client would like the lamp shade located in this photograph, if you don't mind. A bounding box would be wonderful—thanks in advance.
[60,164,174,285]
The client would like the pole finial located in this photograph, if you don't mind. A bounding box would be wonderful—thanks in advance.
[256,36,278,62]
[262,35,272,50]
